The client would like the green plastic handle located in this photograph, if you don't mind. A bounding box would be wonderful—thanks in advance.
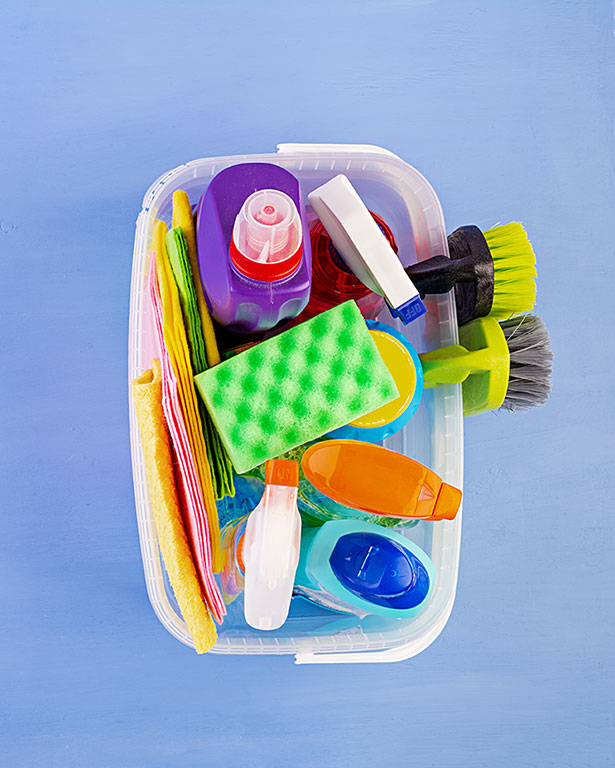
[418,317,511,416]
[419,345,497,386]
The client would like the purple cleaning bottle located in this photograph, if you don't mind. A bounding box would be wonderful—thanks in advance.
[196,163,312,333]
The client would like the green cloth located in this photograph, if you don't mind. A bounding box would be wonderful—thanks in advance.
[166,227,234,500]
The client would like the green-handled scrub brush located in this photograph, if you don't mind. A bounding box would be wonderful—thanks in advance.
[406,222,537,326]
[419,313,553,416]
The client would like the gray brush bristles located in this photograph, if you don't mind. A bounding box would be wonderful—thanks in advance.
[500,314,553,411]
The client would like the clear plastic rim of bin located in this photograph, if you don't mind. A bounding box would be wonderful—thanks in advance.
[128,144,463,663]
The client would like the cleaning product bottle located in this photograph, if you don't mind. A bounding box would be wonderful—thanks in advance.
[242,459,302,630]
[300,440,462,524]
[196,163,312,333]
[307,174,427,324]
[295,214,389,322]
[294,520,435,618]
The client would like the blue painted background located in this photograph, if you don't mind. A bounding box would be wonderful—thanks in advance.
[2,1,613,765]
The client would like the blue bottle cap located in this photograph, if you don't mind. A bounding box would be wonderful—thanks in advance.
[295,520,436,618]
[329,532,431,610]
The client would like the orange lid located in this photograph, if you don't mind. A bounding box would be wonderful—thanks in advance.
[431,482,462,521]
[265,459,299,487]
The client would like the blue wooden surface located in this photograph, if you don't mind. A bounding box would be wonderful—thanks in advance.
[1,1,613,765]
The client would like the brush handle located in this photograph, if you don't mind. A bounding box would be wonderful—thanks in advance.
[405,253,481,296]
[419,344,494,386]
[405,226,494,325]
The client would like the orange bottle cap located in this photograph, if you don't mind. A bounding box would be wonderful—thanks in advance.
[265,459,299,488]
[431,483,462,521]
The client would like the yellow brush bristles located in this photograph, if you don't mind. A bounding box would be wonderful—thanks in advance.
[484,222,537,319]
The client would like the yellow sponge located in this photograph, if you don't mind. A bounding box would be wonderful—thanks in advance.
[132,360,216,653]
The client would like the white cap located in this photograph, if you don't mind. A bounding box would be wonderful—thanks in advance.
[232,189,302,265]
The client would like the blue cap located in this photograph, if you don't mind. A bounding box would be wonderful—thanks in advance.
[388,295,427,325]
[294,520,436,618]
[329,532,431,610]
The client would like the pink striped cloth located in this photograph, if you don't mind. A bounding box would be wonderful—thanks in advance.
[149,256,225,624]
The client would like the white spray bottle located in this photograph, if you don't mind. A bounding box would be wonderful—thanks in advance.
[243,459,302,631]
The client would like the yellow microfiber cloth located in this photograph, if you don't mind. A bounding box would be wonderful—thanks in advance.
[172,190,221,367]
[150,255,225,621]
[153,220,223,573]
[132,360,216,653]
[165,226,235,501]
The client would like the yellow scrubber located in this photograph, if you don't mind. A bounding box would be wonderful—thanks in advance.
[131,360,216,653]
[153,220,223,572]
[172,190,221,367]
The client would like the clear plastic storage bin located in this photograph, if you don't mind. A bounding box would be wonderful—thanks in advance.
[129,143,463,663]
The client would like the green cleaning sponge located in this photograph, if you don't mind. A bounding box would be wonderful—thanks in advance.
[194,301,399,474]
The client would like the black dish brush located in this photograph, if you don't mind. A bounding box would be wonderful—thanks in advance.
[406,222,537,326]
